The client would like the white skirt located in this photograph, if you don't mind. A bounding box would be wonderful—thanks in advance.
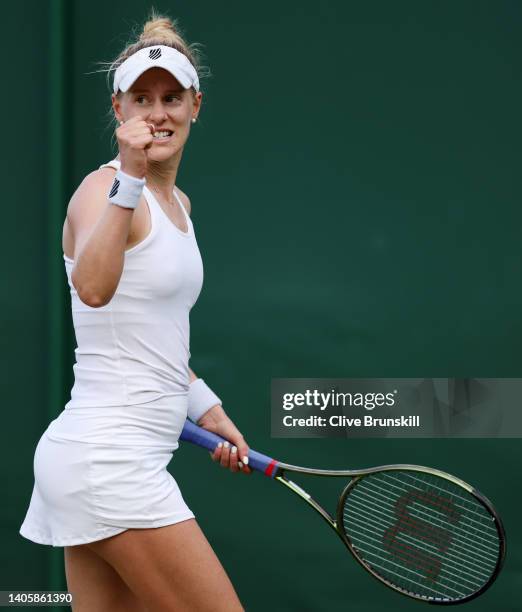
[19,430,195,547]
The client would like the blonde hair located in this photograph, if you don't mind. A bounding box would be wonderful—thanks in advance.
[109,9,209,97]
[96,9,210,142]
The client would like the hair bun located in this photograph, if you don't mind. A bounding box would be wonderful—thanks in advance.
[101,9,210,103]
[140,17,177,44]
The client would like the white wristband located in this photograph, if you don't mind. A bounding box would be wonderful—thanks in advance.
[187,378,222,423]
[108,169,146,209]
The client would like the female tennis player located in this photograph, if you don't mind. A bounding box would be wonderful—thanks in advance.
[19,12,249,611]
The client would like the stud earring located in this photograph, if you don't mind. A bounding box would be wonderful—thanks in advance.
[191,118,196,124]
[119,120,124,125]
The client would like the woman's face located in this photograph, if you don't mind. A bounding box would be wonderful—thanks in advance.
[112,67,202,162]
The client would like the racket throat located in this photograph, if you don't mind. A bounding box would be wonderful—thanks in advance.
[276,476,337,529]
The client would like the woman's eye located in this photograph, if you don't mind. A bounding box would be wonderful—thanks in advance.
[134,94,180,104]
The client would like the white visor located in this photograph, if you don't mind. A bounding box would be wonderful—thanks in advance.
[113,45,199,94]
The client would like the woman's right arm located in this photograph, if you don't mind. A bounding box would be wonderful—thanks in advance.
[68,169,136,308]
[68,116,154,307]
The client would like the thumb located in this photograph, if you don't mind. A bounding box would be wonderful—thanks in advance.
[144,122,155,151]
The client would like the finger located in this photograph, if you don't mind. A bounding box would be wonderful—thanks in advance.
[117,116,140,130]
[219,431,251,474]
[115,130,154,147]
[229,445,240,473]
[210,442,223,462]
[126,123,155,133]
[236,441,250,470]
[131,135,154,151]
[238,452,252,475]
[121,126,155,138]
[128,134,154,145]
[145,124,155,149]
[117,121,153,136]
[220,441,231,468]
[126,115,147,125]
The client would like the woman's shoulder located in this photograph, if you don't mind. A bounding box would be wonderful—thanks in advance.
[72,165,115,193]
[72,166,118,200]
[65,166,119,223]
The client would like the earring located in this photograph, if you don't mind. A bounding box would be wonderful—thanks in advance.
[191,118,196,124]
[119,120,124,126]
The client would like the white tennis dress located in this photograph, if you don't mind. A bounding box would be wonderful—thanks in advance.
[19,159,204,546]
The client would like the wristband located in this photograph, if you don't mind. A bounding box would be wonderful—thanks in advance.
[108,169,146,209]
[187,378,222,423]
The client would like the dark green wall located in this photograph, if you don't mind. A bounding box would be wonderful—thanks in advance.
[5,1,521,610]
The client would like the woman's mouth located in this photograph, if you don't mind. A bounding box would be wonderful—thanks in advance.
[152,130,174,141]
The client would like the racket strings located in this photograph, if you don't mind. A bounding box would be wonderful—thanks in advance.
[391,472,500,561]
[346,497,492,582]
[342,470,501,602]
[346,513,481,594]
[345,490,497,593]
[383,473,498,539]
[348,519,475,597]
[344,478,498,599]
[357,479,498,560]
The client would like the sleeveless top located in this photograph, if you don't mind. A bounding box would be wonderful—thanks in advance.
[46,159,204,448]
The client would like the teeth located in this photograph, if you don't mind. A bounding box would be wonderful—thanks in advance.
[153,131,172,138]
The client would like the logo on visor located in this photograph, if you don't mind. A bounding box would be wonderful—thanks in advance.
[109,179,120,198]
[149,48,162,60]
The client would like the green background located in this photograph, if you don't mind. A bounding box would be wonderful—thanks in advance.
[4,1,521,610]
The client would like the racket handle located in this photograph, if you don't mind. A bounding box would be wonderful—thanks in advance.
[180,420,279,477]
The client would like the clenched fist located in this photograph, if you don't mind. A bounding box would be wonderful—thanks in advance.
[115,116,155,179]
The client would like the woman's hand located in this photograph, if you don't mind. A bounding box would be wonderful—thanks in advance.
[116,116,155,179]
[197,405,252,475]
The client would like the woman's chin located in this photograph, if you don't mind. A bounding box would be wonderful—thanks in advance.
[148,145,179,161]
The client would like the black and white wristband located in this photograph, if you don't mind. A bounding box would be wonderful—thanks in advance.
[187,378,222,423]
[107,169,146,210]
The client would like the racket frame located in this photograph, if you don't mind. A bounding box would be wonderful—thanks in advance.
[271,462,506,605]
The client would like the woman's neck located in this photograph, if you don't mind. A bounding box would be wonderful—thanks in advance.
[147,160,178,199]
[115,153,181,203]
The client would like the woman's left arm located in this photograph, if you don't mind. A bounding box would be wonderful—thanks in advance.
[188,368,252,475]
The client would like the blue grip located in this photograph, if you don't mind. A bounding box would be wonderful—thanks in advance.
[180,420,279,477]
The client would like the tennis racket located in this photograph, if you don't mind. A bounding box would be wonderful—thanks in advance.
[180,421,506,605]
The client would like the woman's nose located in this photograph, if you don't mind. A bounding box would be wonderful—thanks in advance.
[149,101,167,123]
